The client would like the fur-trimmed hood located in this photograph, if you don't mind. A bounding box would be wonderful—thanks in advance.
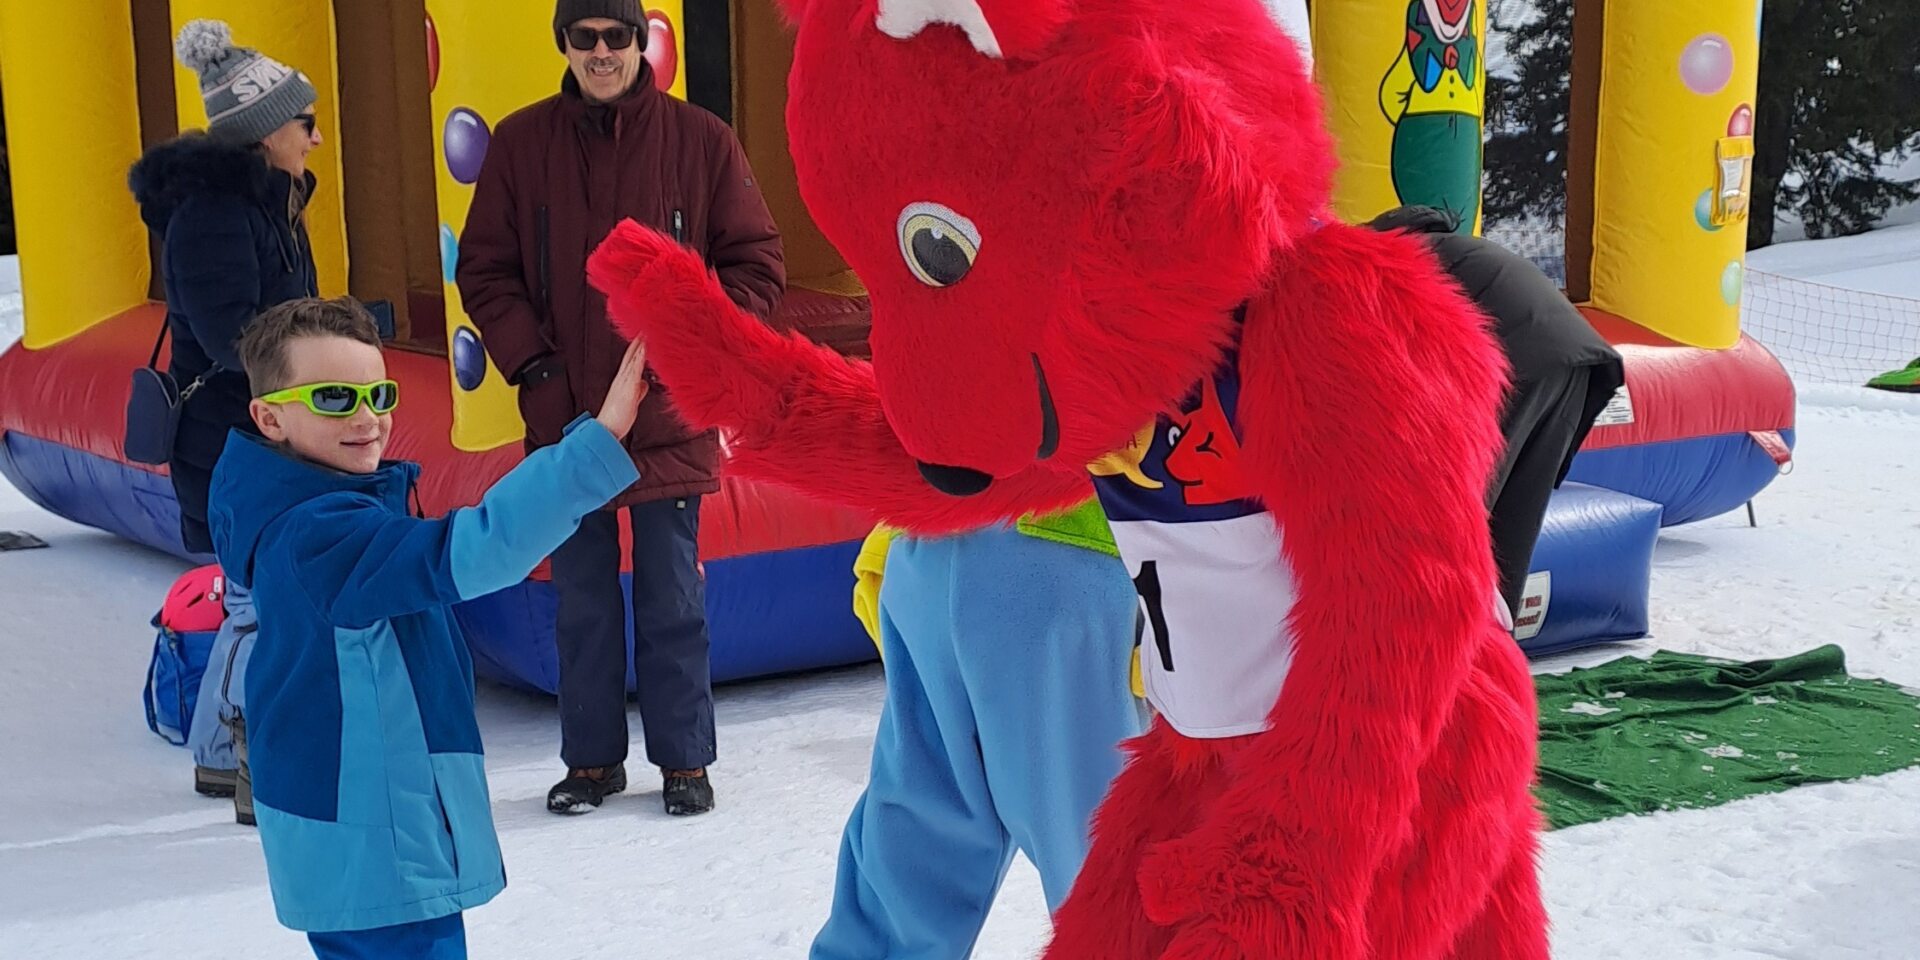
[128,133,315,234]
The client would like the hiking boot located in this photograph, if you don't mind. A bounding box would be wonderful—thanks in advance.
[663,769,714,816]
[547,765,627,814]
[195,765,237,798]
[227,711,255,827]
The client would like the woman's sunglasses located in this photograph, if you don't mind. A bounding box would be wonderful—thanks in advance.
[566,24,638,51]
[260,380,400,417]
[294,112,317,136]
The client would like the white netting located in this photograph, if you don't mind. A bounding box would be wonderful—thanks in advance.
[1477,222,1919,385]
[1740,270,1920,385]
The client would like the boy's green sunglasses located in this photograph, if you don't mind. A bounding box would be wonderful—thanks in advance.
[259,380,401,417]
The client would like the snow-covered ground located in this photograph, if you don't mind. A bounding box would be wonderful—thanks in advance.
[2,236,1918,958]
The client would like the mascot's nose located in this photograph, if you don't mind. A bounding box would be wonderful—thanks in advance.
[916,461,995,496]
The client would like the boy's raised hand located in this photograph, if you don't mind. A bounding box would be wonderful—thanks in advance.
[596,337,650,440]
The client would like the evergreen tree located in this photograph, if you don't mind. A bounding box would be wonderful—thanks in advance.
[1750,0,1920,248]
[1482,0,1572,231]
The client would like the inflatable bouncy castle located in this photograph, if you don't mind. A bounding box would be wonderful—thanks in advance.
[0,0,1791,685]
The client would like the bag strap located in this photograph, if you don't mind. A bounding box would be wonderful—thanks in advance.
[146,316,170,370]
[145,316,223,394]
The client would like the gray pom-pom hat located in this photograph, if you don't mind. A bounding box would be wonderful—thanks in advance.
[175,19,319,145]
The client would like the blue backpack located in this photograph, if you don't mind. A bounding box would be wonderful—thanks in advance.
[142,566,228,745]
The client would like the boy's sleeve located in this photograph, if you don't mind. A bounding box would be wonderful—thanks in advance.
[287,416,640,629]
[851,524,898,652]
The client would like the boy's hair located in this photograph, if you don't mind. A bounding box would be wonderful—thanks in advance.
[237,297,383,396]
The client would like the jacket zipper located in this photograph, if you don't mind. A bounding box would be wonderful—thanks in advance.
[536,206,552,320]
[672,209,684,244]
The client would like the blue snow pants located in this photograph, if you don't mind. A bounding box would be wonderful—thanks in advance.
[810,525,1143,960]
[308,912,466,959]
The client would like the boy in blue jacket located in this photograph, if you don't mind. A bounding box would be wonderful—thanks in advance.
[209,297,647,958]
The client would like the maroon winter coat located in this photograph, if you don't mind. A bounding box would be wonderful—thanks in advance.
[456,67,785,505]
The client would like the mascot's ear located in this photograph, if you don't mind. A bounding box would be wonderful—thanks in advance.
[876,0,1073,60]
[1083,43,1331,307]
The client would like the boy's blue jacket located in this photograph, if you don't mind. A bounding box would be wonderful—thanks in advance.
[209,415,639,932]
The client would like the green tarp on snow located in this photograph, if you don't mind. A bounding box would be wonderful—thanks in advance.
[1534,645,1920,829]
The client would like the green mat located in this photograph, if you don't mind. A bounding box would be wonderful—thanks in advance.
[1534,645,1920,829]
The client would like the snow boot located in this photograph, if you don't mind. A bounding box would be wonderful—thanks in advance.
[663,769,714,816]
[547,764,627,814]
[227,710,255,827]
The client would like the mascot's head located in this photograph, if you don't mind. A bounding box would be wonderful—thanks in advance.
[776,0,1333,495]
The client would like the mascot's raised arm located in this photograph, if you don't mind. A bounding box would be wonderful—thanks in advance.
[586,1,1547,957]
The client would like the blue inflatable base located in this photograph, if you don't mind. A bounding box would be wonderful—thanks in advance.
[455,542,879,695]
[1567,429,1794,528]
[1517,483,1662,657]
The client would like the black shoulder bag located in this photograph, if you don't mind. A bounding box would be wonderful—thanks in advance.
[124,318,214,466]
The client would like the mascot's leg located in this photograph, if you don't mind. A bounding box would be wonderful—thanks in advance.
[811,535,1018,960]
[948,527,1143,910]
[1368,643,1547,960]
[1043,726,1227,960]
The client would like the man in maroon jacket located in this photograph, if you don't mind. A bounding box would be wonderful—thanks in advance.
[456,0,785,817]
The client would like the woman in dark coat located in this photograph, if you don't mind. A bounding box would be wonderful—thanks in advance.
[127,19,322,818]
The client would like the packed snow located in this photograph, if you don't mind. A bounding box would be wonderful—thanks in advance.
[2,230,1918,958]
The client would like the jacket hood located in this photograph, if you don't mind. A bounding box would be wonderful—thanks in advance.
[210,431,420,589]
[128,133,316,233]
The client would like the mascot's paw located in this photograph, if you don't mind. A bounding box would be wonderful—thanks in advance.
[586,219,731,342]
[1139,829,1362,960]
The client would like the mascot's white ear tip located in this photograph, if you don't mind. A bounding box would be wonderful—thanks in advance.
[174,19,234,73]
[876,0,1005,57]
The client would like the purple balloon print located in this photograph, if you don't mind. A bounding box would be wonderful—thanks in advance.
[1679,34,1734,96]
[444,108,491,185]
[453,327,487,391]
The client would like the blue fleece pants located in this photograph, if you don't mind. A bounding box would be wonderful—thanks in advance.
[308,912,465,959]
[810,526,1143,960]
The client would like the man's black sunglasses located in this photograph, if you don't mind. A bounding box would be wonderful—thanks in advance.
[566,24,639,51]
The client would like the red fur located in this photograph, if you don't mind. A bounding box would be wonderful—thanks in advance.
[587,0,1546,954]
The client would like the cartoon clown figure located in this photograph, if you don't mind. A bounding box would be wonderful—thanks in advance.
[1380,0,1484,233]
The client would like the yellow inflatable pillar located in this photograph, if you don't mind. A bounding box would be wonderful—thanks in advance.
[429,1,685,451]
[1586,0,1760,348]
[1314,0,1488,234]
[169,1,350,299]
[0,0,152,348]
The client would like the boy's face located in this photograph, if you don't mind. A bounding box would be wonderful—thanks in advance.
[251,335,393,474]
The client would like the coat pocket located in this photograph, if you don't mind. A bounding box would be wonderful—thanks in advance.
[429,753,507,892]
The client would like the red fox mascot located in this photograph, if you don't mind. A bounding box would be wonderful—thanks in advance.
[585,1,1547,956]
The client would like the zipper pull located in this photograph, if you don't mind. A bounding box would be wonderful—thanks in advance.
[672,209,684,244]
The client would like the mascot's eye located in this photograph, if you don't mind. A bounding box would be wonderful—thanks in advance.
[897,202,981,288]
[1167,425,1183,447]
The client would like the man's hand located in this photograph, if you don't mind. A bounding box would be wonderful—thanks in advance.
[596,337,651,439]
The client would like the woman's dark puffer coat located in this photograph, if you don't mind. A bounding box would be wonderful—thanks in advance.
[129,134,319,555]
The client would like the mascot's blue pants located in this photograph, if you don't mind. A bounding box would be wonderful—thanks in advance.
[810,526,1143,960]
